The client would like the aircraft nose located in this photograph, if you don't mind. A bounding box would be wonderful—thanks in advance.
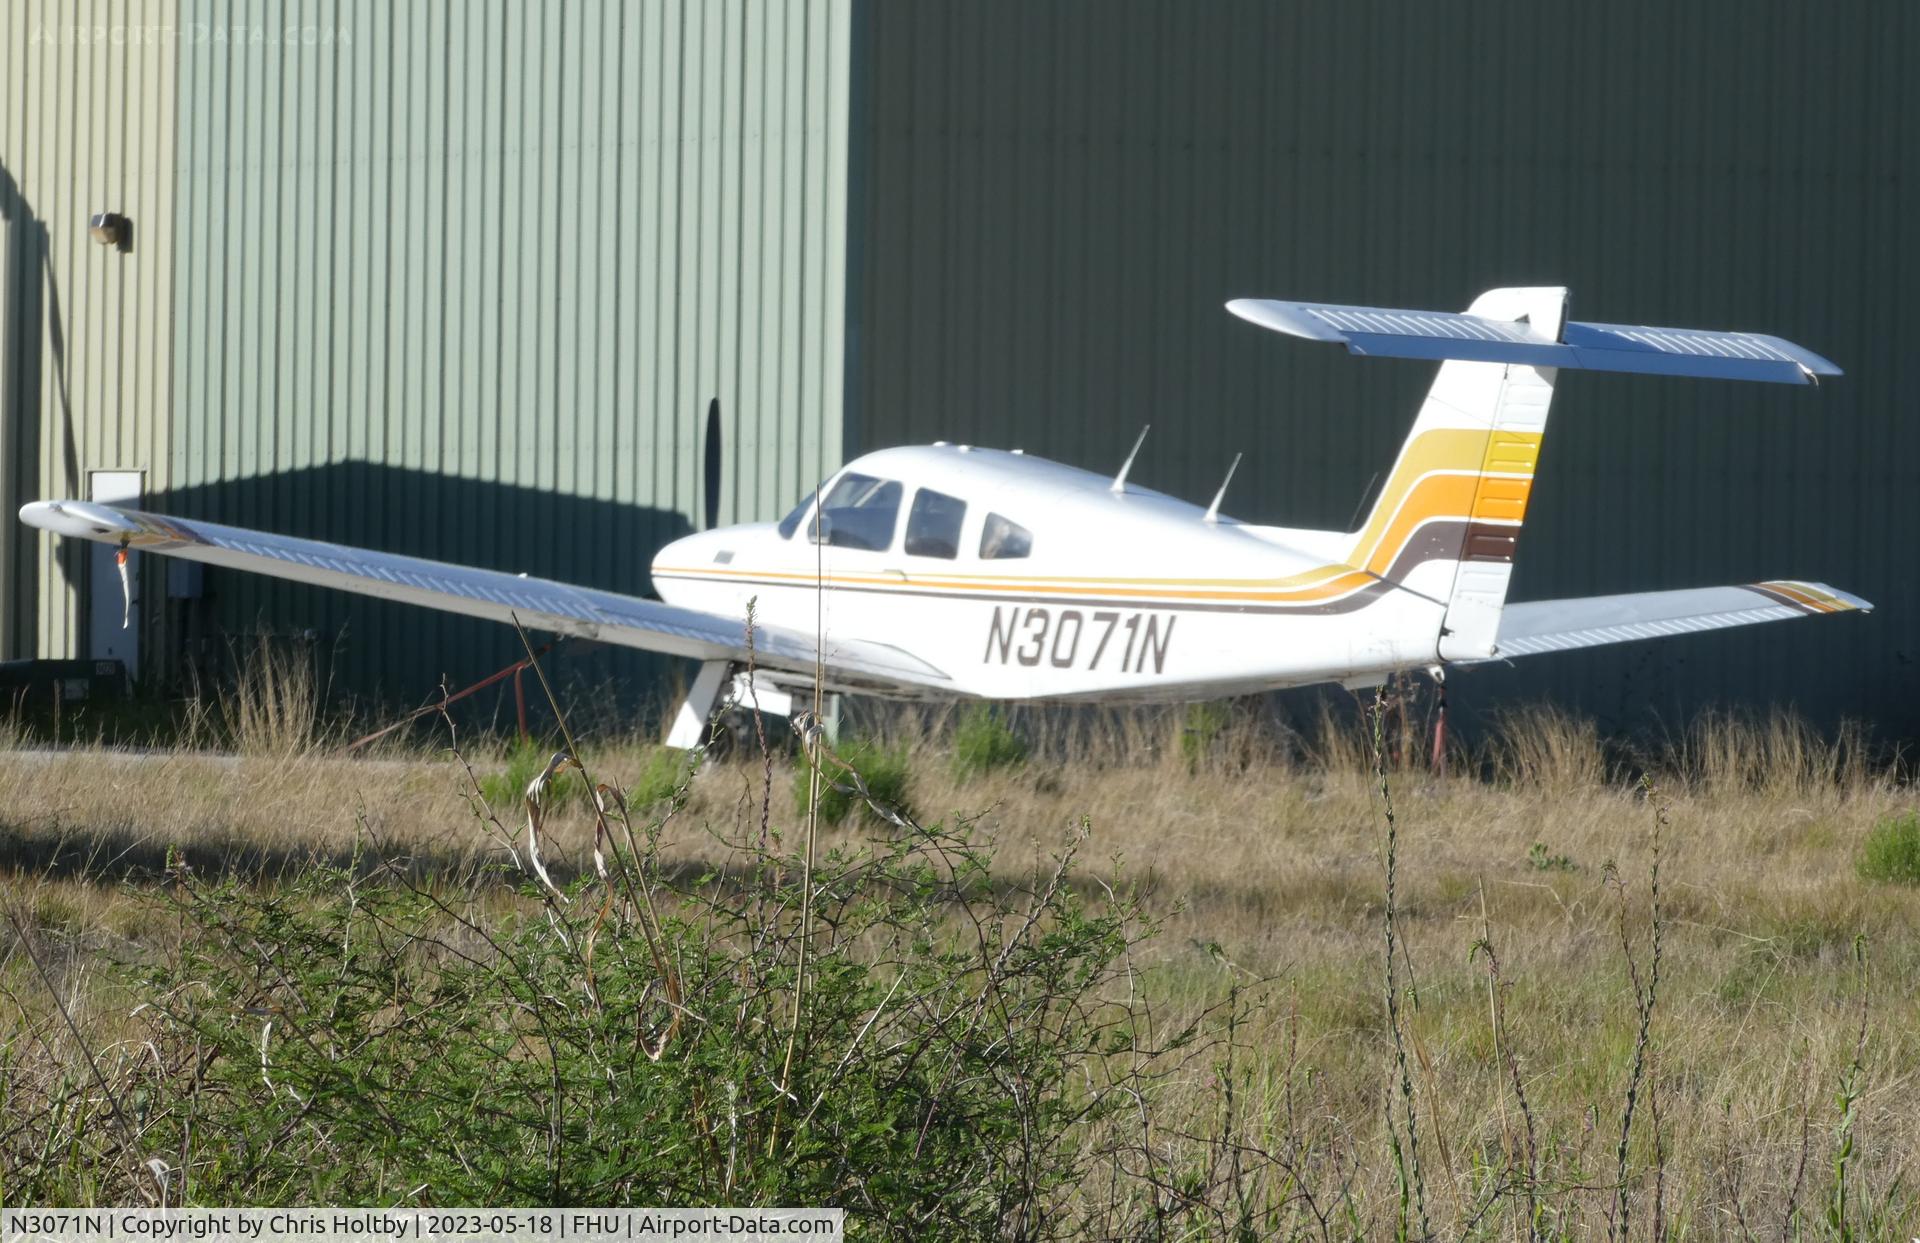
[650,530,719,601]
[652,531,705,573]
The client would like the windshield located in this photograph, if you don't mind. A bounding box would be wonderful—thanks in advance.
[807,472,904,551]
[776,493,813,539]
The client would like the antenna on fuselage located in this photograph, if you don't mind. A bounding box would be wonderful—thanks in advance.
[1110,425,1151,494]
[1202,453,1243,525]
[1346,470,1381,533]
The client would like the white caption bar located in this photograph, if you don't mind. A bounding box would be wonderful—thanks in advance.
[2,1211,844,1243]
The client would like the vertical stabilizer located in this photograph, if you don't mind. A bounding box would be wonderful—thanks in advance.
[1336,287,1567,660]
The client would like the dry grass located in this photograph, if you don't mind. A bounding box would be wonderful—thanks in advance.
[1,678,1916,1231]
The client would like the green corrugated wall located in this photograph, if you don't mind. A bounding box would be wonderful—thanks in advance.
[850,0,1919,736]
[166,0,850,703]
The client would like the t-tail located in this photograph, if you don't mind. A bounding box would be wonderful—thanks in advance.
[1229,288,1868,664]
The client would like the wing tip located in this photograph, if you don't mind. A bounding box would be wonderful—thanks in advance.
[1225,298,1346,343]
[19,499,141,540]
[1752,580,1873,614]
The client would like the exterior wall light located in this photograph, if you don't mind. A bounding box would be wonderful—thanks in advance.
[89,212,130,251]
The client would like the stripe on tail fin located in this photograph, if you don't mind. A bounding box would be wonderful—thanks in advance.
[1327,287,1566,658]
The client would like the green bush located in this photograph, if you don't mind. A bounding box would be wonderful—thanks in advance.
[478,738,585,811]
[119,817,1195,1234]
[951,704,1027,779]
[1527,840,1576,872]
[630,746,697,806]
[1178,701,1233,769]
[1857,811,1920,885]
[795,737,912,826]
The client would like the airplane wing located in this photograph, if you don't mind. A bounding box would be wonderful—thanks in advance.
[1485,580,1872,660]
[17,500,950,695]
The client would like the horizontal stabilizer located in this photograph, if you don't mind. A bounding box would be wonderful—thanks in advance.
[1227,298,1841,384]
[1481,580,1871,661]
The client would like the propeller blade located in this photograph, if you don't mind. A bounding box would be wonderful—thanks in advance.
[703,398,722,530]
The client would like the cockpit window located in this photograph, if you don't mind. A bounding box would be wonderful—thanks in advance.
[904,488,967,559]
[776,494,813,539]
[807,472,902,551]
[979,512,1032,560]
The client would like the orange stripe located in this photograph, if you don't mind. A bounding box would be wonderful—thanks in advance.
[653,563,1383,605]
[1360,473,1479,573]
[1758,581,1844,613]
[1347,429,1490,558]
[661,425,1547,607]
[1470,430,1540,523]
[1348,427,1541,568]
[661,562,1359,591]
[653,563,1365,595]
[1470,475,1533,523]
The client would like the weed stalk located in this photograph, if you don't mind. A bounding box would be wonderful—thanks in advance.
[1371,689,1430,1241]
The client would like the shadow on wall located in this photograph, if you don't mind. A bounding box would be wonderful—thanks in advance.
[2,156,87,659]
[144,462,699,730]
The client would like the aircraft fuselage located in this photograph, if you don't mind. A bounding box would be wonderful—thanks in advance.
[651,444,1443,702]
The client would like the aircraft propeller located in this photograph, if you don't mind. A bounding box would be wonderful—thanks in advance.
[703,397,723,530]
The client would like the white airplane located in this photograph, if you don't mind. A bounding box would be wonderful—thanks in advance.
[21,287,1870,747]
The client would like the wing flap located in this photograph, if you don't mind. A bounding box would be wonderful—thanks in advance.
[1487,580,1871,660]
[18,500,949,692]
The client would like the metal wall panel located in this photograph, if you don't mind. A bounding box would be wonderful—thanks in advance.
[0,2,178,663]
[851,0,1919,736]
[169,0,851,706]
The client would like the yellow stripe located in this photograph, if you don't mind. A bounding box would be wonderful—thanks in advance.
[1347,429,1490,562]
[1348,428,1542,568]
[1481,431,1542,475]
[666,562,1359,591]
[1758,581,1847,613]
[653,563,1383,605]
[662,425,1548,606]
[1360,474,1480,574]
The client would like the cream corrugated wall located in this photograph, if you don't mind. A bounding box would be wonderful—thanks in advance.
[0,2,176,662]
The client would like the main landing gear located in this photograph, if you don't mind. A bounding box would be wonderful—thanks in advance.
[663,660,839,754]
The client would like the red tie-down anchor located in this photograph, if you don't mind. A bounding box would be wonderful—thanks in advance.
[115,542,131,629]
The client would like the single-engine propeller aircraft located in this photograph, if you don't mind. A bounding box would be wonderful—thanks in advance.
[22,287,1870,747]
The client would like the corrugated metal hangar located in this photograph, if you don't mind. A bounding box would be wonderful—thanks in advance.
[4,1,1916,736]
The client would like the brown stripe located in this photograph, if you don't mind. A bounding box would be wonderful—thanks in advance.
[1378,520,1470,583]
[1464,521,1520,564]
[1746,584,1823,615]
[1375,519,1520,579]
[653,571,1402,616]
